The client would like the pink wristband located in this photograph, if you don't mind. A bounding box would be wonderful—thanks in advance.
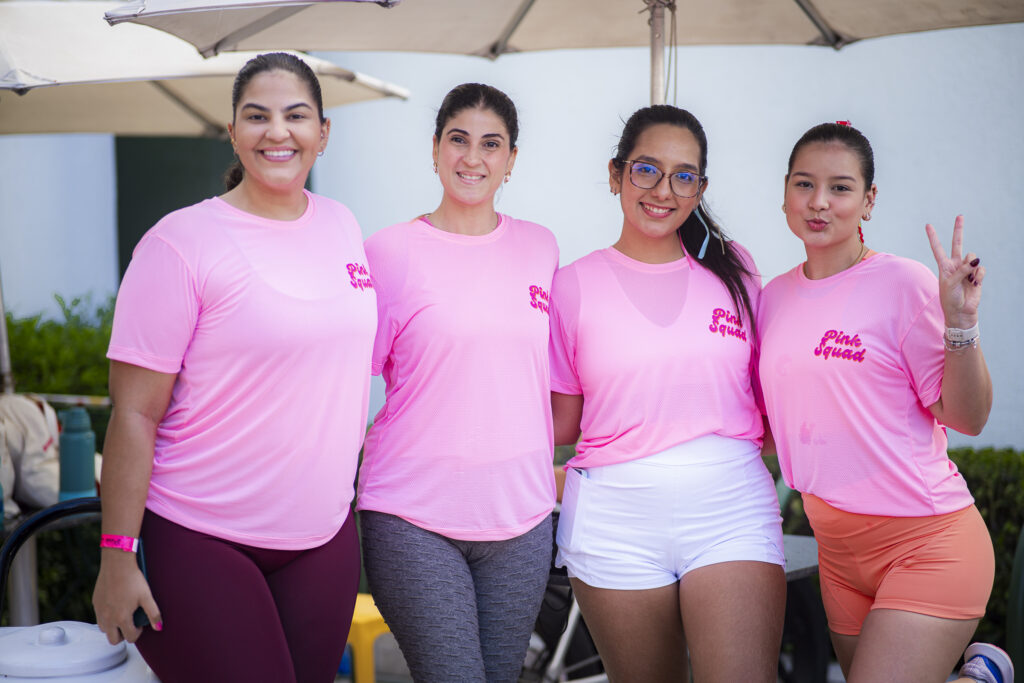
[100,534,139,553]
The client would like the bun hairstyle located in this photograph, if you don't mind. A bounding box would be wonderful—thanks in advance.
[434,83,519,148]
[223,52,326,191]
[611,105,756,331]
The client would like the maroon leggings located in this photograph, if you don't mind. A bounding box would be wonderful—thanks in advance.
[135,509,360,683]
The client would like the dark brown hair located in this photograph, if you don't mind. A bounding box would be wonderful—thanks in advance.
[223,53,325,191]
[787,122,874,187]
[434,83,519,148]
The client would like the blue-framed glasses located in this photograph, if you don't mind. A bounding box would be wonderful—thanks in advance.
[622,160,707,198]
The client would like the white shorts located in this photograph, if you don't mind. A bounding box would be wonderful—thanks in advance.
[555,434,785,590]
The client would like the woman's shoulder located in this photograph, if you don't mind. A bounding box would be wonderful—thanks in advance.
[362,219,422,273]
[142,196,223,244]
[308,192,358,224]
[364,217,420,242]
[761,263,803,297]
[865,252,938,291]
[505,215,556,240]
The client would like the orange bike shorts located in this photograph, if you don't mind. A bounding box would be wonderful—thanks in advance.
[803,493,994,636]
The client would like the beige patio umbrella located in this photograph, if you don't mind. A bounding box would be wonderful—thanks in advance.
[0,1,410,137]
[0,0,410,395]
[105,0,1024,104]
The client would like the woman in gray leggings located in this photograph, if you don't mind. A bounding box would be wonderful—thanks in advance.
[357,82,559,682]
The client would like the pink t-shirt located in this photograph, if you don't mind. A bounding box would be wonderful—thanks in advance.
[108,191,377,549]
[358,215,559,541]
[549,246,764,469]
[757,252,973,517]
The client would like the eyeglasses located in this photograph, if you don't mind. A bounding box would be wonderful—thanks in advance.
[621,160,707,198]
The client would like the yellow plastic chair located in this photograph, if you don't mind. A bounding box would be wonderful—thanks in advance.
[347,592,390,683]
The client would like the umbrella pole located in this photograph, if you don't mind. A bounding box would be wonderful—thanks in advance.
[649,1,666,105]
[0,267,14,394]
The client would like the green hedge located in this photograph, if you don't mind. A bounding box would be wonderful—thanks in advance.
[952,446,1024,645]
[4,294,114,447]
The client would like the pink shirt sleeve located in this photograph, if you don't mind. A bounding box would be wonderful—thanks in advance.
[549,265,582,395]
[108,234,199,375]
[898,288,945,410]
[366,232,409,376]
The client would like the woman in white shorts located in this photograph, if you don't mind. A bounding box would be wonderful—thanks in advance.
[549,105,785,682]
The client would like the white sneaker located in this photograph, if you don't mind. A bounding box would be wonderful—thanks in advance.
[959,643,1014,683]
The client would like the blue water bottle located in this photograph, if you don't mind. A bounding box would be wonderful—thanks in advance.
[58,407,97,500]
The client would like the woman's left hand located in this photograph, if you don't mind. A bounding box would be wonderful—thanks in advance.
[925,215,984,328]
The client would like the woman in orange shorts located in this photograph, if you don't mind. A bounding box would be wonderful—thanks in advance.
[757,122,1010,683]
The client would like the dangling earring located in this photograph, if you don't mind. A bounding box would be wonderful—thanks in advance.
[433,161,438,174]
[504,170,511,184]
[317,149,325,158]
[858,221,865,243]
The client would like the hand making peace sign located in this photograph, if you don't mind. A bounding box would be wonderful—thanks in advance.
[925,215,984,329]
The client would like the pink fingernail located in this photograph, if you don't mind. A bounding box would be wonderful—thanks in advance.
[154,621,163,631]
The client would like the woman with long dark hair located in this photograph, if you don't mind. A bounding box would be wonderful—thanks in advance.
[549,105,786,681]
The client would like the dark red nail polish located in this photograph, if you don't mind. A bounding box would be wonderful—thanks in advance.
[970,258,980,267]
[968,274,975,284]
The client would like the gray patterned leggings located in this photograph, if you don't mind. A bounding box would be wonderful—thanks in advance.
[360,511,553,683]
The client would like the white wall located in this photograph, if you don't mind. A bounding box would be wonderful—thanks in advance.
[0,135,119,316]
[1,23,1020,447]
[313,24,1024,449]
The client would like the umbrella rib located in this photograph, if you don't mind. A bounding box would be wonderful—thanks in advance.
[206,5,311,57]
[485,0,537,59]
[790,0,849,49]
[150,81,226,138]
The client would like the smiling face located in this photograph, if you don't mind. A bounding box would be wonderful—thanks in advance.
[227,69,329,196]
[783,141,876,253]
[612,123,706,252]
[432,106,517,209]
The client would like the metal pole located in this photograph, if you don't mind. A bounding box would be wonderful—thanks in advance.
[649,2,665,105]
[8,541,39,626]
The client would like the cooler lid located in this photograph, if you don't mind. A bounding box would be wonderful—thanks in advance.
[0,622,127,677]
